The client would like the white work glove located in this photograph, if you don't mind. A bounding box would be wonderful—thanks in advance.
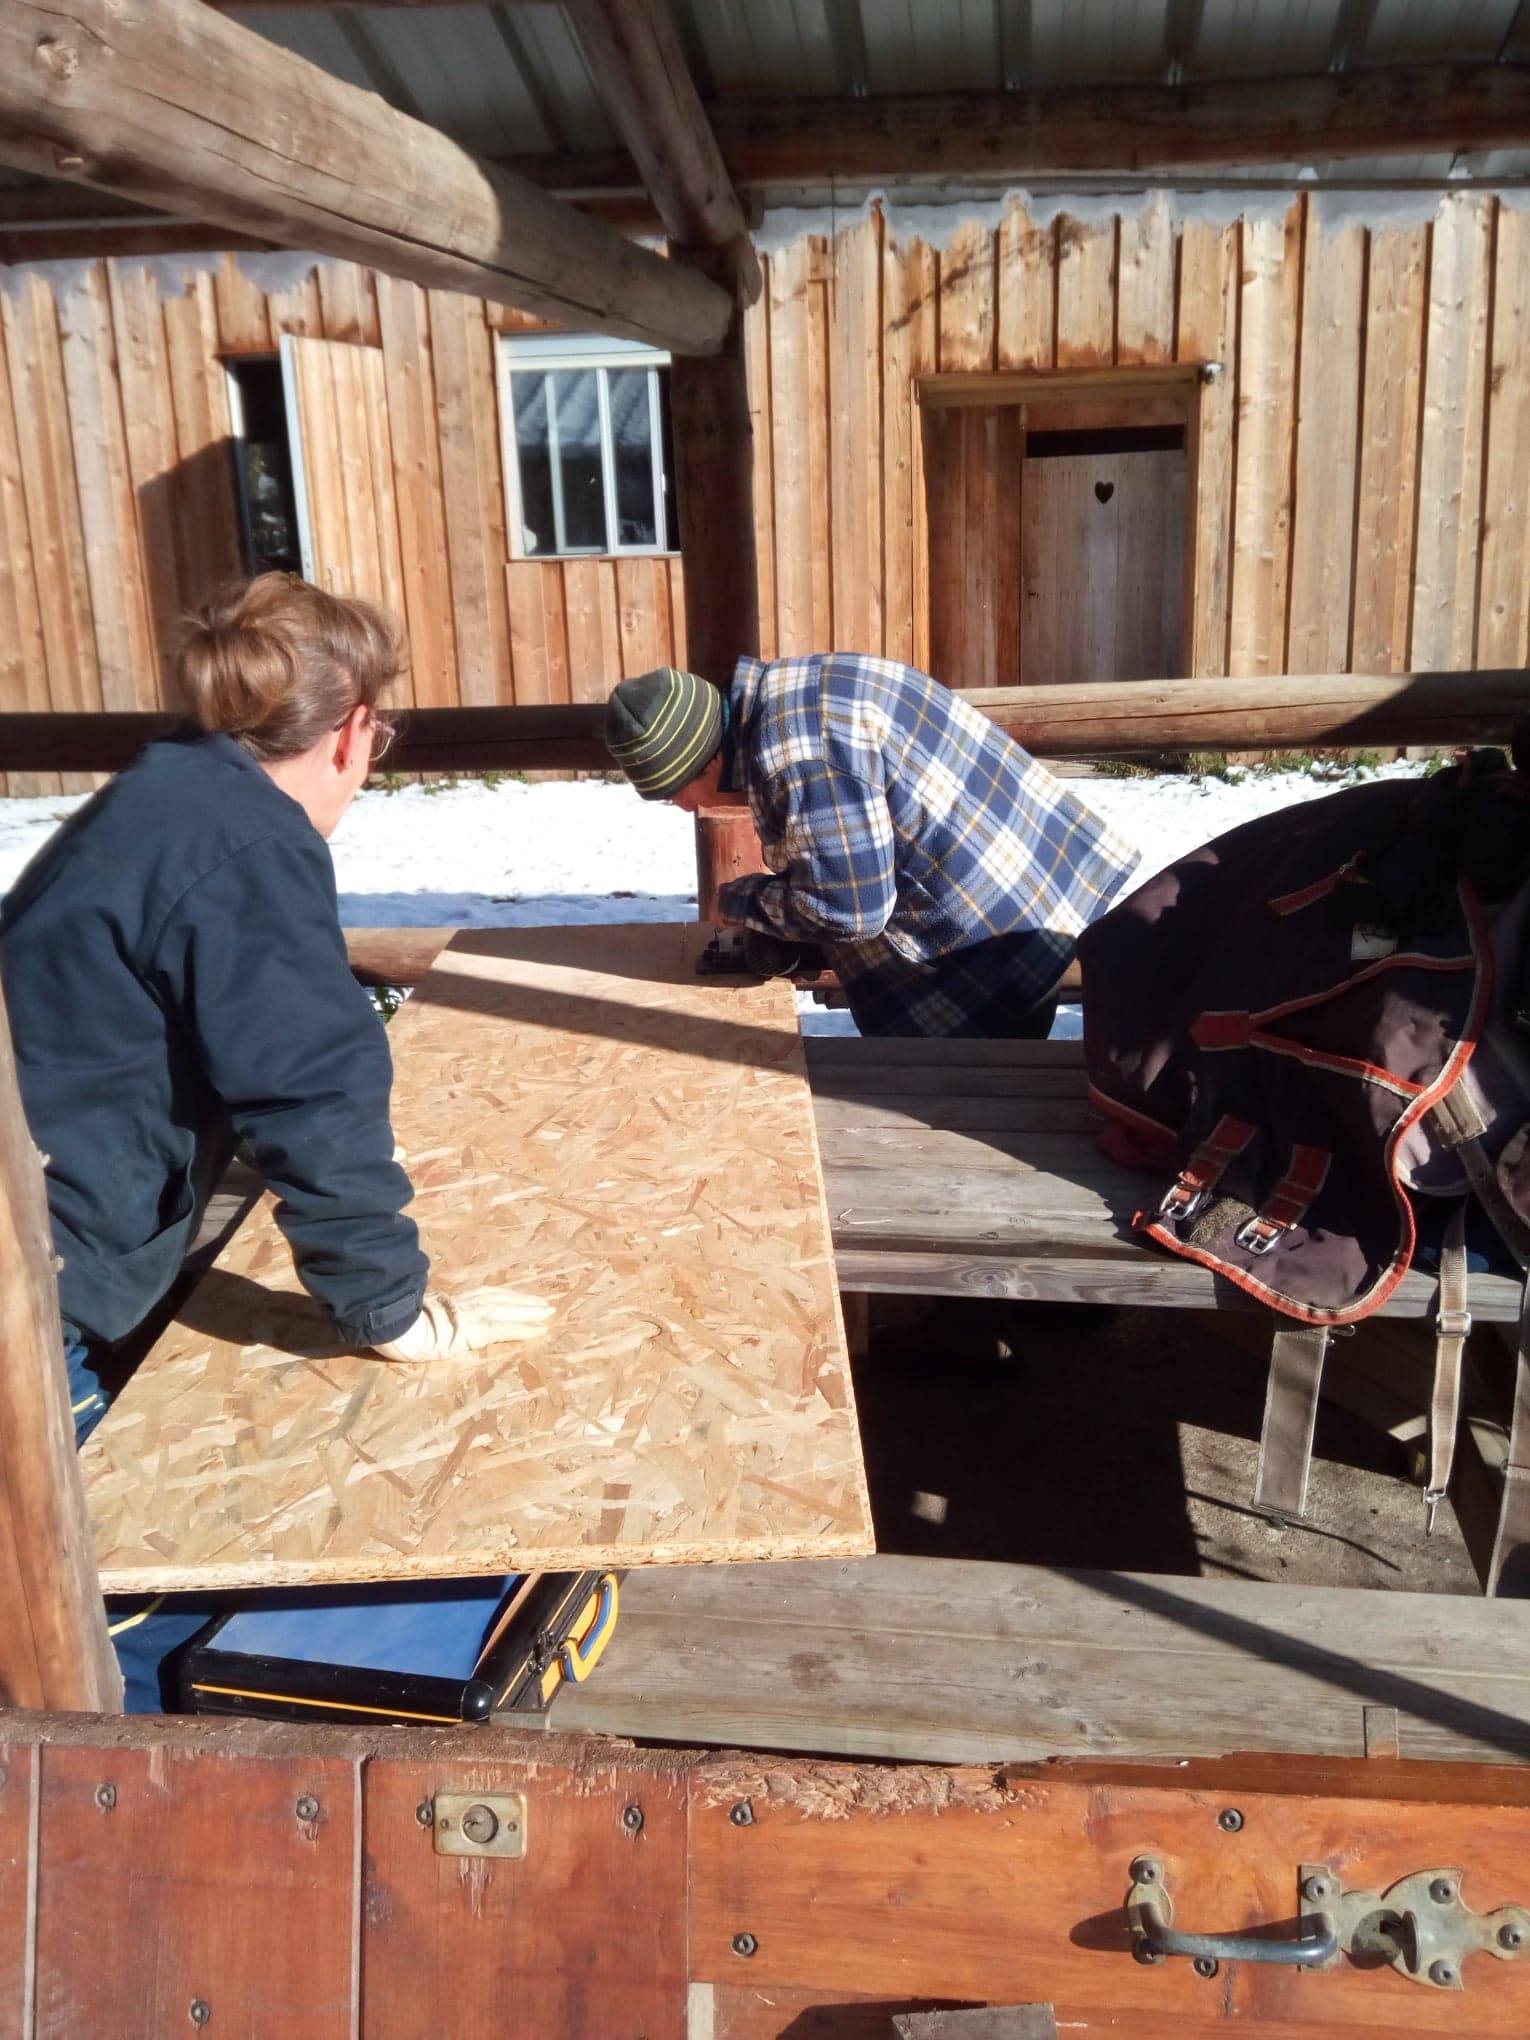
[372,1287,554,1361]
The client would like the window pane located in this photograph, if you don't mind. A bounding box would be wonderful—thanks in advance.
[554,369,607,551]
[608,367,658,548]
[512,372,556,556]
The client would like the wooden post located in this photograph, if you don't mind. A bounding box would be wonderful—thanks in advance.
[0,982,121,1711]
[694,806,767,924]
[666,245,766,913]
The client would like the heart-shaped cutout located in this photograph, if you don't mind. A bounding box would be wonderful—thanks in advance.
[1094,480,1115,504]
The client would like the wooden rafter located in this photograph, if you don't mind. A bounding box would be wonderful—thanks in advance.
[490,62,1530,192]
[0,0,732,354]
[560,0,759,297]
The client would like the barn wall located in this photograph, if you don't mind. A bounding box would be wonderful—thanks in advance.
[2,188,1528,789]
[0,253,687,791]
[748,188,1529,696]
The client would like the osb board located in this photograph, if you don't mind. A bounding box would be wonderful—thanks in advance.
[80,924,871,1591]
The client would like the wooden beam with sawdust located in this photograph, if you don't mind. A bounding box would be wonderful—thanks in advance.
[0,0,731,355]
[79,924,871,1592]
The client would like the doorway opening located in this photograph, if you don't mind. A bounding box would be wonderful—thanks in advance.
[922,373,1198,694]
[225,356,303,578]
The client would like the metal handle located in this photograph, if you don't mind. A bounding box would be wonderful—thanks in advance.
[1129,1857,1339,1971]
[558,1571,619,1685]
[1135,1895,1339,1969]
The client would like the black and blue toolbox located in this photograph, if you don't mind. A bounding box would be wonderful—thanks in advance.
[179,1569,620,1726]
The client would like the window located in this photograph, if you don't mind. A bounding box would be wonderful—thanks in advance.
[225,356,303,577]
[499,334,675,559]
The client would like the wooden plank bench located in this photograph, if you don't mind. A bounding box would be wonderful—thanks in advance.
[546,1552,1530,1767]
[806,1036,1524,1321]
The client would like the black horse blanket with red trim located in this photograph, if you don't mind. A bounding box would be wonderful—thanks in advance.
[1078,759,1530,1324]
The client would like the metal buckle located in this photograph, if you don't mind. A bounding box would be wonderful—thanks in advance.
[1436,1308,1473,1341]
[1159,1179,1205,1223]
[1235,1213,1286,1256]
[1423,1487,1448,1536]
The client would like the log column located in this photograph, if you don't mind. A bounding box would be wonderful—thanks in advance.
[668,244,766,916]
[0,983,121,1710]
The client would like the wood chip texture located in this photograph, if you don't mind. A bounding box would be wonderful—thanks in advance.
[80,925,871,1591]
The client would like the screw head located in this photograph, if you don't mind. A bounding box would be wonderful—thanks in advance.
[732,1932,758,1959]
[1303,1874,1334,1904]
[1130,1856,1163,1885]
[621,1804,645,1834]
[459,1803,500,1847]
[1133,1940,1165,1966]
[729,1799,755,1828]
[1429,1960,1458,1988]
[94,1783,116,1812]
[1500,1922,1526,1951]
[415,1800,434,1827]
[1217,1807,1245,1832]
[295,1795,320,1823]
[1429,1878,1457,1905]
[1192,1955,1220,1980]
[189,2001,211,2027]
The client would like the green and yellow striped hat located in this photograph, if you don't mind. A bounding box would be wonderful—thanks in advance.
[604,667,724,800]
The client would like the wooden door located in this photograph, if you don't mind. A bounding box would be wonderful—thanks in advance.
[279,335,409,637]
[1020,428,1187,685]
[924,402,1023,692]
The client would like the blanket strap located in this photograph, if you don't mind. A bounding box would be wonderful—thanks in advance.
[1253,1324,1331,1522]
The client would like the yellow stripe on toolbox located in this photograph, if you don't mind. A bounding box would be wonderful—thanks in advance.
[189,1681,461,1726]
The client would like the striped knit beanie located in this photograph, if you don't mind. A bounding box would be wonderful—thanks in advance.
[604,667,724,800]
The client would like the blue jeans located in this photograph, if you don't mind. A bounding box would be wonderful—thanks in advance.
[64,1323,216,1713]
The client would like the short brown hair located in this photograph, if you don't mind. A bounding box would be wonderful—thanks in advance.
[177,574,403,762]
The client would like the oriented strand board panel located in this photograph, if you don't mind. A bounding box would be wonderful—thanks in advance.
[80,924,871,1591]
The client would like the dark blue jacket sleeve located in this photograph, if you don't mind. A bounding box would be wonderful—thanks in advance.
[152,833,429,1347]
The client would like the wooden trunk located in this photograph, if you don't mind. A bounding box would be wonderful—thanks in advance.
[5,1712,1530,2034]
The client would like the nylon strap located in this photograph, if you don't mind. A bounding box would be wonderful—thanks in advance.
[1254,1324,1330,1521]
[1429,1086,1530,1582]
[1431,1085,1530,1266]
[1426,1202,1471,1530]
[1489,1280,1530,1597]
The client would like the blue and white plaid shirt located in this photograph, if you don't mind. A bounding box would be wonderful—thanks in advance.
[715,654,1139,1037]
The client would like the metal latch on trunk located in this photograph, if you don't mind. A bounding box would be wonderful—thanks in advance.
[429,1792,527,1860]
[1127,1856,1530,1990]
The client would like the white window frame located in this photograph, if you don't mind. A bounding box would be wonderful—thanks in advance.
[497,332,673,561]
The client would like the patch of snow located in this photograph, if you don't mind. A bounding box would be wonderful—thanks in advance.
[0,761,1429,1042]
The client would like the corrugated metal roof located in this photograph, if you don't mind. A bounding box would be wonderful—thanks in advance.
[6,0,1527,215]
[225,0,1530,153]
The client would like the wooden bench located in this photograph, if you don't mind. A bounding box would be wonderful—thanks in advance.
[807,1034,1529,1594]
[807,1035,1523,1321]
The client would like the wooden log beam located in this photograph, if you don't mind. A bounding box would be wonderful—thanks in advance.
[8,673,1530,779]
[561,0,760,298]
[0,0,731,355]
[704,62,1530,181]
[489,62,1530,191]
[0,985,122,1712]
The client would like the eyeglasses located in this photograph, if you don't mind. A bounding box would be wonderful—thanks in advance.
[369,711,398,765]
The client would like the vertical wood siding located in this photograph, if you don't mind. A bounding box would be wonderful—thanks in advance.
[2,190,1528,788]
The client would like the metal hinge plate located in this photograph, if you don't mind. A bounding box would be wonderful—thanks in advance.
[431,1792,527,1860]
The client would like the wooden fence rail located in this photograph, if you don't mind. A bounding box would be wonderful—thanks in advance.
[4,671,1530,779]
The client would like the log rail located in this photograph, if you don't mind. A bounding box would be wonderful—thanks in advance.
[5,670,1528,777]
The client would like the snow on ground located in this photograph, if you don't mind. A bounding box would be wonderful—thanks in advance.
[0,759,1427,1039]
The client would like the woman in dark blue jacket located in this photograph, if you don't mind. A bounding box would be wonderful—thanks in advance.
[0,574,549,1704]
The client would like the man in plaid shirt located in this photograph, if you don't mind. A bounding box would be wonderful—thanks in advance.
[604,654,1139,1037]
